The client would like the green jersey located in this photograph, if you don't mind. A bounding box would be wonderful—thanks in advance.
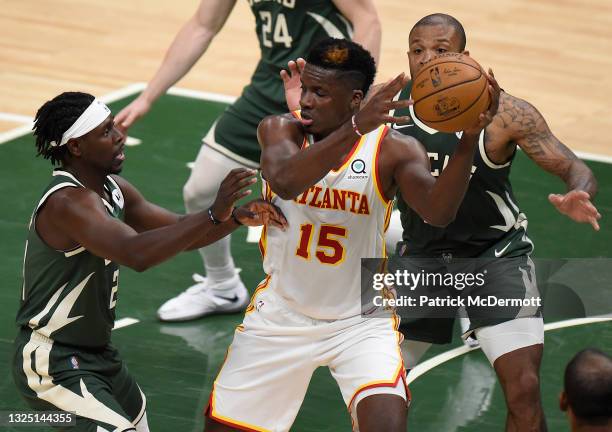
[211,0,353,165]
[393,82,534,258]
[16,169,125,348]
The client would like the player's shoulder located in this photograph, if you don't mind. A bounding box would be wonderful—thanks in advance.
[258,113,304,139]
[381,128,426,161]
[46,184,103,215]
[384,127,421,148]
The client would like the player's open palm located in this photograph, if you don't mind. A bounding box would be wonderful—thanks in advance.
[235,199,288,230]
[115,96,152,132]
[281,58,306,112]
[549,190,602,231]
[354,73,412,134]
[211,168,258,222]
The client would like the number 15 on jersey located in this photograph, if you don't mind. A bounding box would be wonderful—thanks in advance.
[296,223,347,265]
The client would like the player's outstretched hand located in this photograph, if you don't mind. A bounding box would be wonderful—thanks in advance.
[353,73,412,135]
[463,68,501,135]
[210,168,258,222]
[234,199,288,230]
[549,190,602,231]
[281,58,306,112]
[115,96,152,132]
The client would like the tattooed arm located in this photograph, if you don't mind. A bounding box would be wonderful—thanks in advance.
[496,92,601,230]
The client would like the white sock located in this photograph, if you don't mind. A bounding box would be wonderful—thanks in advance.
[199,235,237,285]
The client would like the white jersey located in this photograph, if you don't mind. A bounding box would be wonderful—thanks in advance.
[259,123,394,320]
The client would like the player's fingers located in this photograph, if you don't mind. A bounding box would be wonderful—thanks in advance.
[269,204,288,228]
[223,168,255,188]
[380,73,406,95]
[280,69,290,84]
[388,99,413,110]
[287,60,298,75]
[385,114,412,125]
[117,112,135,131]
[232,189,252,201]
[234,176,258,190]
[571,190,591,200]
[548,193,564,205]
[588,216,601,231]
[296,57,306,73]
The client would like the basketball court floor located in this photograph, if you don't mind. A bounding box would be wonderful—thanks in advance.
[1,1,611,431]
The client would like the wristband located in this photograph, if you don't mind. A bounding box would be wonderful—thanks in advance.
[207,207,222,225]
[351,114,363,137]
[231,207,243,225]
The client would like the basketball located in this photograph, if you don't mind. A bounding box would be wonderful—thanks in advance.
[412,53,490,133]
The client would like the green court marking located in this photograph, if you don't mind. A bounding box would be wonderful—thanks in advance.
[1,86,610,432]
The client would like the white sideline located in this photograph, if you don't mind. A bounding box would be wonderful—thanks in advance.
[407,315,612,384]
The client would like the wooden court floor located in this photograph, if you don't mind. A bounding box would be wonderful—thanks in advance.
[1,0,612,155]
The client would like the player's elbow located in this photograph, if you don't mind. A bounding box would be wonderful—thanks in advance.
[424,211,457,228]
[268,179,300,200]
[120,254,152,273]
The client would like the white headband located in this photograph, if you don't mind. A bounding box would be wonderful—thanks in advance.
[50,99,111,147]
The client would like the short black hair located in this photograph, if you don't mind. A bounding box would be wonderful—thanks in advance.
[33,92,95,165]
[410,13,467,51]
[306,38,376,94]
[564,348,612,425]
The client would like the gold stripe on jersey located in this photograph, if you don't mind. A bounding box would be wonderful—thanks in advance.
[244,275,272,316]
[372,125,391,204]
[383,201,393,232]
[258,224,267,260]
[333,134,367,173]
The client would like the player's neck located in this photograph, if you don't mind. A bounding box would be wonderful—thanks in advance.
[61,163,108,197]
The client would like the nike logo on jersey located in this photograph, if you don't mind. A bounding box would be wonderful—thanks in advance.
[494,242,512,257]
[391,122,414,130]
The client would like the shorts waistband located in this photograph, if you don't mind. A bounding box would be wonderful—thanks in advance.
[30,330,54,345]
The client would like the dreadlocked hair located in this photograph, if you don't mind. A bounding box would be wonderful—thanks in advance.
[33,92,95,165]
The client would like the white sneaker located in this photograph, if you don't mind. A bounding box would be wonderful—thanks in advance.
[157,273,249,322]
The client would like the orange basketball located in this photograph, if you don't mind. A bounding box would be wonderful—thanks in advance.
[412,53,490,133]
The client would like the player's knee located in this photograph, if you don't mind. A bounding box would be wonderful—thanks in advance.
[356,394,407,432]
[505,370,541,410]
[359,412,406,432]
[183,178,216,212]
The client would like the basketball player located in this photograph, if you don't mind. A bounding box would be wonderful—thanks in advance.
[204,38,499,432]
[560,348,612,432]
[12,92,286,432]
[391,14,601,432]
[115,0,382,322]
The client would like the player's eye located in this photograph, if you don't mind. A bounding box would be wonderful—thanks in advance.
[437,48,447,54]
[413,48,422,54]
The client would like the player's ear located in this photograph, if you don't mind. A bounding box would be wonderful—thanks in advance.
[559,391,568,412]
[462,50,470,57]
[66,138,83,157]
[351,90,364,109]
